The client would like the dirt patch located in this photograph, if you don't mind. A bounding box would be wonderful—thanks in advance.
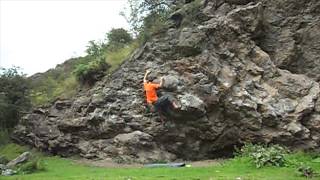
[187,159,225,167]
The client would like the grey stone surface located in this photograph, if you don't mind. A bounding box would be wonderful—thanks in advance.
[6,152,30,168]
[1,169,17,176]
[13,0,320,162]
[0,164,6,171]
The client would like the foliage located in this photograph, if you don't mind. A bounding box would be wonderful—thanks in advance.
[0,67,31,130]
[0,144,46,175]
[0,155,9,164]
[18,157,46,174]
[30,28,135,106]
[106,41,139,72]
[0,130,10,146]
[296,164,318,178]
[236,143,289,168]
[1,151,320,179]
[106,28,133,50]
[29,56,87,106]
[73,58,110,85]
[138,11,169,42]
[85,40,104,57]
[0,143,28,161]
[73,29,133,85]
[122,0,173,37]
[122,0,203,42]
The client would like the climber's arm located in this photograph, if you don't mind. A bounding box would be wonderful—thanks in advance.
[144,70,151,83]
[159,77,164,88]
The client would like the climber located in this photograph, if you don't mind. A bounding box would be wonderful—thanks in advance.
[143,70,179,119]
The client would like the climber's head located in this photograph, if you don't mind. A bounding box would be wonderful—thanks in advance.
[146,74,156,82]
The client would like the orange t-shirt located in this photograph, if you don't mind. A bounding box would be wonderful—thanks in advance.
[144,82,160,104]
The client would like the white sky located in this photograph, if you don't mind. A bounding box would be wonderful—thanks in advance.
[0,0,129,76]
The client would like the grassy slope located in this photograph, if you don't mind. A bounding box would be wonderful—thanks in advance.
[1,144,319,180]
[29,42,137,107]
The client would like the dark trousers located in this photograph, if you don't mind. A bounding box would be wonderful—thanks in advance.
[153,95,172,114]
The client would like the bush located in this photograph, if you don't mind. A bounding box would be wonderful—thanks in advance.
[0,143,28,161]
[0,155,9,164]
[0,130,10,146]
[138,11,169,43]
[106,41,139,72]
[122,0,172,36]
[86,40,104,57]
[0,67,31,130]
[73,58,110,85]
[18,157,46,174]
[237,143,289,168]
[297,164,318,178]
[107,28,133,50]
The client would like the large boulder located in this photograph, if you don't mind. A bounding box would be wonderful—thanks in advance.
[13,0,320,162]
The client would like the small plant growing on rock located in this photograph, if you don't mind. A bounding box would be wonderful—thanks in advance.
[237,143,289,168]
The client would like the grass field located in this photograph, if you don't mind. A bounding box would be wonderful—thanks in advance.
[1,144,319,180]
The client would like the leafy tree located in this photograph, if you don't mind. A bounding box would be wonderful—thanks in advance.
[106,28,133,51]
[107,28,133,47]
[121,0,174,36]
[139,10,169,41]
[0,67,31,130]
[85,40,104,57]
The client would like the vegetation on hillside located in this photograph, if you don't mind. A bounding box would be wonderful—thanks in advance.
[0,67,30,129]
[30,28,136,106]
[72,28,136,85]
[28,0,189,107]
[122,0,173,36]
[0,67,31,145]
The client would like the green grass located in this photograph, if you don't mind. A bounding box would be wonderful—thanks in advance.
[106,42,138,72]
[29,41,138,107]
[0,130,10,146]
[0,157,316,180]
[0,153,318,179]
[0,143,29,160]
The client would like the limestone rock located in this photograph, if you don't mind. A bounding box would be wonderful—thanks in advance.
[6,152,30,168]
[12,0,320,162]
[1,169,17,176]
[0,164,6,171]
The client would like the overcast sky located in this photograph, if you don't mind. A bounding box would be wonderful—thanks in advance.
[0,0,129,75]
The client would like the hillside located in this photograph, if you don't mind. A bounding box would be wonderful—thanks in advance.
[28,57,82,106]
[13,0,320,163]
[28,38,137,106]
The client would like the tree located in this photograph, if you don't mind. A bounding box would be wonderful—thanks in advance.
[107,28,133,45]
[106,28,133,50]
[121,0,175,36]
[0,67,31,130]
[85,40,104,57]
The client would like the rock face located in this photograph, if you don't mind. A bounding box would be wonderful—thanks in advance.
[13,0,320,162]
